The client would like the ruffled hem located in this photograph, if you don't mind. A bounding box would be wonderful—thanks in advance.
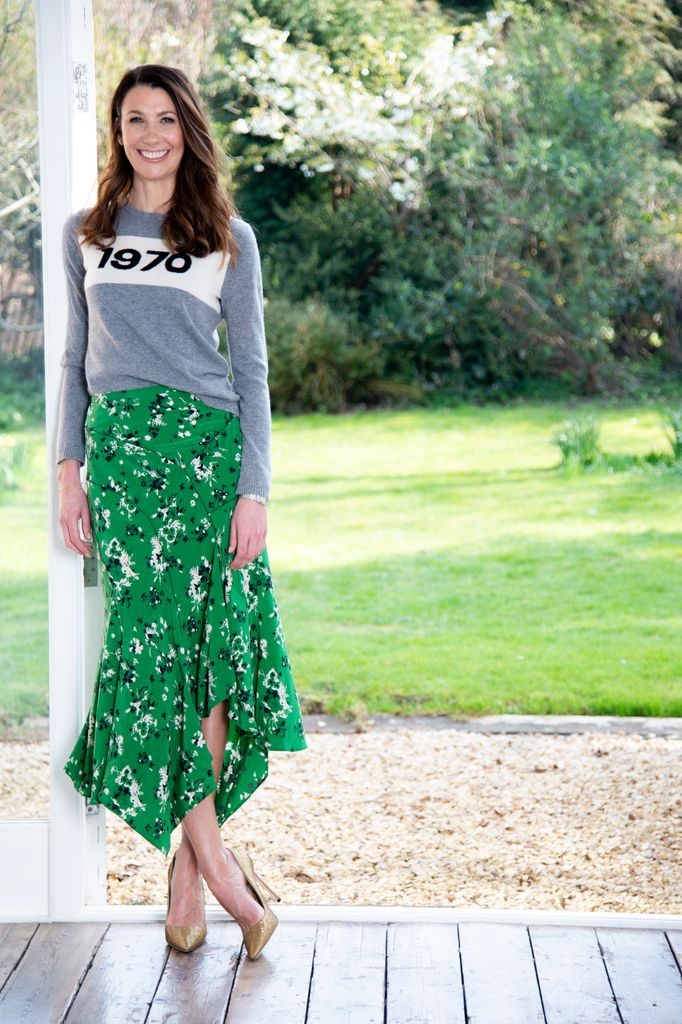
[63,502,307,856]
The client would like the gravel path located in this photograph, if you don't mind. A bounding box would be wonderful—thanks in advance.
[1,724,679,913]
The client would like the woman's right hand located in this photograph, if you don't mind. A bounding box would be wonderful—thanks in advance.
[58,459,94,557]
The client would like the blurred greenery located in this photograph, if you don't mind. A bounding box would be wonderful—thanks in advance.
[1,1,681,726]
[204,0,682,402]
[3,0,682,404]
[1,400,681,721]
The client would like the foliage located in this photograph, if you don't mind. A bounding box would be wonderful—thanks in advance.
[0,353,41,492]
[662,403,682,457]
[1,0,681,408]
[466,0,682,393]
[206,0,682,404]
[0,438,28,491]
[264,293,398,411]
[552,402,682,470]
[0,1,43,356]
[552,413,602,468]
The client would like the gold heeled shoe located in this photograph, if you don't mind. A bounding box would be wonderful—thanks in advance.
[165,849,207,953]
[230,846,282,960]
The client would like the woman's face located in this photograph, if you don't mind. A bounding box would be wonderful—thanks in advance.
[118,84,184,188]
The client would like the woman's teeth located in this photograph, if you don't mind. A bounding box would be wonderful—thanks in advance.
[139,150,169,161]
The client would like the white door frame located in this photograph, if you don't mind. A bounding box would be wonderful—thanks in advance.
[0,0,104,923]
[5,0,681,931]
[40,0,106,921]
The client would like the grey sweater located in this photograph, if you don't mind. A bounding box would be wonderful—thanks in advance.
[56,202,272,499]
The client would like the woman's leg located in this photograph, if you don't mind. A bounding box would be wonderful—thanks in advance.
[167,699,264,933]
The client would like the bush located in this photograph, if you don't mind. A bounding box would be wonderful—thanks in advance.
[552,413,602,469]
[662,405,682,460]
[0,439,29,492]
[222,0,680,399]
[264,294,415,413]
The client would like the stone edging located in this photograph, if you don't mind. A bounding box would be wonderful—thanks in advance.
[301,713,682,738]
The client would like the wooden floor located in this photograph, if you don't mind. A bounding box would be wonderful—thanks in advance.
[1,919,682,1022]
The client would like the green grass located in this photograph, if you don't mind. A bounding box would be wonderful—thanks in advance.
[1,400,681,722]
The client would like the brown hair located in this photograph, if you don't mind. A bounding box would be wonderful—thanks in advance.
[78,64,239,269]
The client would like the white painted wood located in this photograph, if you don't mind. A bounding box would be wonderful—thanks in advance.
[0,822,49,919]
[227,922,317,1022]
[306,922,386,1024]
[459,922,545,1024]
[597,927,682,1024]
[0,921,107,1023]
[386,922,464,1024]
[0,0,99,924]
[66,924,169,1022]
[34,0,103,923]
[0,923,38,985]
[47,902,682,928]
[530,925,620,1024]
[147,922,243,1023]
[667,929,682,971]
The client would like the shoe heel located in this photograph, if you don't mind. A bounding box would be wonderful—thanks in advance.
[243,850,282,902]
[230,847,280,958]
[255,874,281,902]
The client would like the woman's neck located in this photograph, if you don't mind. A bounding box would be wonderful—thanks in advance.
[126,182,174,215]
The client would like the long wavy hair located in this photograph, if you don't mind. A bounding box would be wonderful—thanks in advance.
[77,64,239,269]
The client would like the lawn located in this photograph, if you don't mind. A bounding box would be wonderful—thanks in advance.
[1,400,681,722]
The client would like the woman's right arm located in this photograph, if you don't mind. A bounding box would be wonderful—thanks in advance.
[57,211,93,558]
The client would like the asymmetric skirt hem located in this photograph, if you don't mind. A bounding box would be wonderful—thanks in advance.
[63,385,308,856]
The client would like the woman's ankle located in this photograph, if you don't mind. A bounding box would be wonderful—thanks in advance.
[175,839,200,872]
[197,846,231,891]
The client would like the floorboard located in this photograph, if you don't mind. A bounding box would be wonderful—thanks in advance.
[0,919,680,1023]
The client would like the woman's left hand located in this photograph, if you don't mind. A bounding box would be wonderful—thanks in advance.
[228,497,267,569]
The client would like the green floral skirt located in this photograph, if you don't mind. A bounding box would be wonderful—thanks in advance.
[63,384,307,855]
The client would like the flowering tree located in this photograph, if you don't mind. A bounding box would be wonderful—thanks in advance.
[211,6,512,214]
[207,0,681,398]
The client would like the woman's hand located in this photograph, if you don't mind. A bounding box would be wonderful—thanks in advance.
[58,460,94,558]
[228,496,267,569]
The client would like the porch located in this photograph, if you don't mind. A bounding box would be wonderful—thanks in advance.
[2,911,682,1022]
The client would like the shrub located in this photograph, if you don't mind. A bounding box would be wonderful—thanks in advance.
[264,294,418,414]
[662,406,682,460]
[0,439,29,492]
[552,413,602,469]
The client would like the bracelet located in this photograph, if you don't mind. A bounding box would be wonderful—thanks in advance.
[239,492,269,506]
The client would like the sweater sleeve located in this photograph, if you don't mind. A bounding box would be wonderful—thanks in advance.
[220,220,272,500]
[56,210,90,465]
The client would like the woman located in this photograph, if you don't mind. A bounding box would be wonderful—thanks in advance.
[56,64,308,960]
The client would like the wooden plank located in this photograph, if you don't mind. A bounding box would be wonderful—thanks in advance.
[306,922,386,1024]
[0,924,39,990]
[64,924,168,1022]
[459,922,545,1024]
[597,927,682,1024]
[386,922,464,1024]
[667,930,682,975]
[147,920,243,1024]
[225,921,316,1022]
[0,922,108,1024]
[530,925,620,1024]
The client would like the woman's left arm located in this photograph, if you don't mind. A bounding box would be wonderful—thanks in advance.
[220,219,272,568]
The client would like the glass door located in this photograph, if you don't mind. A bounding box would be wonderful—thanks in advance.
[0,0,100,922]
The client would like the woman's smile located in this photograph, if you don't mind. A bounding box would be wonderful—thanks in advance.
[138,148,170,162]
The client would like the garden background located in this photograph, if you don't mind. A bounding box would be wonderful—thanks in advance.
[1,0,682,731]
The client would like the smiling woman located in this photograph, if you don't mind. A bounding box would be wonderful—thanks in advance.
[54,64,308,961]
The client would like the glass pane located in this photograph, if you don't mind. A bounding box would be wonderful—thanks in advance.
[0,0,49,820]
